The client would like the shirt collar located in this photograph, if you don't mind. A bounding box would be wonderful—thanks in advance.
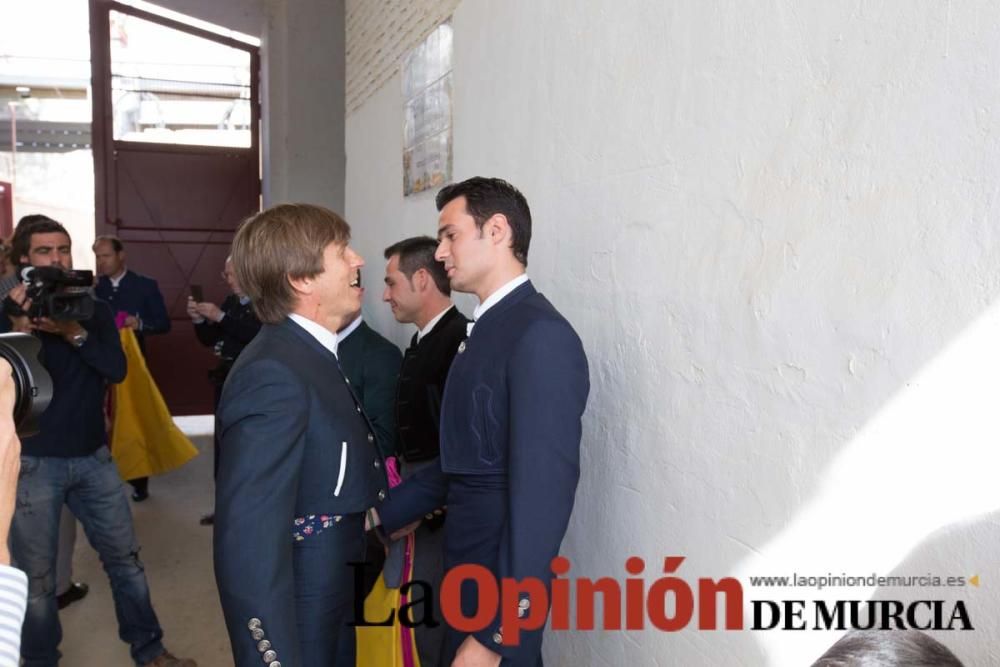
[238,295,251,306]
[417,304,454,342]
[289,313,339,357]
[473,274,529,322]
[110,269,128,288]
[336,315,364,343]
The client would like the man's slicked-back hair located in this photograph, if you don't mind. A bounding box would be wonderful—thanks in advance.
[435,177,532,266]
[93,234,124,253]
[812,630,964,667]
[231,203,351,324]
[383,235,450,296]
[12,216,69,263]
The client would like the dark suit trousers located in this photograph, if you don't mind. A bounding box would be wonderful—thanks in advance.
[401,459,448,667]
[296,513,366,666]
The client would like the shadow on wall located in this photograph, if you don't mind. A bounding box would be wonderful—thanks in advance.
[867,510,1000,666]
[548,203,1000,665]
[735,299,1000,666]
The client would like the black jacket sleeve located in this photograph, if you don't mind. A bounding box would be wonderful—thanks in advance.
[193,320,223,347]
[377,457,449,533]
[362,339,402,459]
[76,302,127,384]
[218,308,262,345]
[0,301,126,383]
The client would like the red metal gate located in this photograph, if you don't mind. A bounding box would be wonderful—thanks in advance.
[0,181,12,238]
[90,0,261,415]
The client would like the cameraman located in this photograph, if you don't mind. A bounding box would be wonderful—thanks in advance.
[1,219,195,667]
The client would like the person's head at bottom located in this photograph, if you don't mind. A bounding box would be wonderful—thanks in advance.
[812,629,964,667]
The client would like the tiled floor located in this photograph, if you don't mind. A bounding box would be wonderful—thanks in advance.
[59,417,231,666]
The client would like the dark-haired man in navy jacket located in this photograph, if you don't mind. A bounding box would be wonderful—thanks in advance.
[92,235,170,349]
[93,234,170,501]
[375,177,590,667]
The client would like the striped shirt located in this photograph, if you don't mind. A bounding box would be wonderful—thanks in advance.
[0,274,19,300]
[0,565,26,666]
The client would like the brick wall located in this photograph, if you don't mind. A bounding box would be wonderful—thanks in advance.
[345,0,460,114]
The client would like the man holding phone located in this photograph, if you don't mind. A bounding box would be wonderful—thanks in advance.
[187,257,261,525]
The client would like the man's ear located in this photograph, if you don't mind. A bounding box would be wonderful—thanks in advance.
[287,273,313,296]
[486,213,511,247]
[19,255,28,265]
[413,268,430,292]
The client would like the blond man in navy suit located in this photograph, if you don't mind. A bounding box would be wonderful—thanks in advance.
[215,204,388,667]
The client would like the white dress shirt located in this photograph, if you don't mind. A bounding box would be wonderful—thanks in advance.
[109,268,128,289]
[289,313,339,357]
[417,304,454,343]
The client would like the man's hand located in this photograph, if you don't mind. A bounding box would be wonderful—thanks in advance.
[7,284,26,307]
[0,359,22,566]
[6,284,32,333]
[185,297,201,320]
[194,302,224,323]
[452,636,501,667]
[32,318,85,345]
[123,315,140,330]
[9,315,32,334]
[364,507,420,540]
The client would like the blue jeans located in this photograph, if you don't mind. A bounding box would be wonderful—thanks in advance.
[12,446,165,667]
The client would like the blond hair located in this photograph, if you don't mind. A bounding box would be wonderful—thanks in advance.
[231,204,351,323]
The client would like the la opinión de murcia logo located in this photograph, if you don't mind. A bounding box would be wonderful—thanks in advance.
[349,556,974,645]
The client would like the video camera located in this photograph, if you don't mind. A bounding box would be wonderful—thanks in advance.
[6,266,96,322]
[0,333,53,437]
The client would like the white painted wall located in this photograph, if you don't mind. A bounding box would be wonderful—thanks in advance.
[346,1,1000,665]
[262,0,346,209]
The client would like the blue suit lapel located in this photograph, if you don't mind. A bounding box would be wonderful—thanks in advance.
[278,317,382,443]
[280,317,340,367]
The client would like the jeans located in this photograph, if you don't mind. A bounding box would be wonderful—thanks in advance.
[12,446,165,667]
[56,507,76,596]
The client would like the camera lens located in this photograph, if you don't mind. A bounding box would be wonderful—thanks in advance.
[0,333,54,437]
